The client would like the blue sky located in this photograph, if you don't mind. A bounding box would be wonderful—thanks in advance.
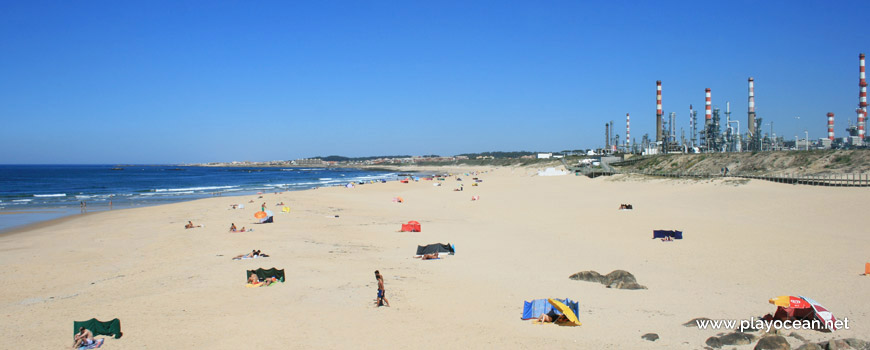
[1,1,868,164]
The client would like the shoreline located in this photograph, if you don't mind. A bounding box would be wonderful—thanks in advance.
[0,166,422,235]
[0,164,470,236]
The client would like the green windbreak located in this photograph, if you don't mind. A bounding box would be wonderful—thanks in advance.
[74,318,122,339]
[247,268,285,282]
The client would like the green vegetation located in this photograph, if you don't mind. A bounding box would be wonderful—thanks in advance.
[832,154,852,164]
[611,150,870,176]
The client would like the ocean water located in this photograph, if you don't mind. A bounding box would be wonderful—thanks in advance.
[0,165,400,232]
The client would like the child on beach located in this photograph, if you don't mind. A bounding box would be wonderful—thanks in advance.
[374,270,390,307]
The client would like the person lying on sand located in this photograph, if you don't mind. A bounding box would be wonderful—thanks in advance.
[234,250,258,259]
[233,250,269,259]
[537,310,567,324]
[414,252,440,260]
[248,273,276,286]
[72,327,94,349]
[185,221,202,229]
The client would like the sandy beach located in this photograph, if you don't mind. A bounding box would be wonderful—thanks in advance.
[1,166,868,349]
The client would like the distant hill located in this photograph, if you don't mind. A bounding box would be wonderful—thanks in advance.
[613,150,870,176]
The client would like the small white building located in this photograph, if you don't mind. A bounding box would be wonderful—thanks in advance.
[537,153,553,159]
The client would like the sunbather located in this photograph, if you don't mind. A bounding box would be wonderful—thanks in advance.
[72,327,94,349]
[537,310,567,323]
[229,223,237,232]
[233,250,269,259]
[185,221,202,229]
[234,250,258,259]
[414,252,440,260]
[248,273,276,286]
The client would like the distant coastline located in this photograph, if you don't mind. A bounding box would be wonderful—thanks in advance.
[0,165,402,233]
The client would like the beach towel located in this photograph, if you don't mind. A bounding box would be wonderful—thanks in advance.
[78,338,104,349]
[74,318,122,339]
[652,230,682,239]
[233,255,264,260]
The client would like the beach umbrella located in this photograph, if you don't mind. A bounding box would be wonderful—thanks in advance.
[547,298,581,326]
[254,211,268,219]
[768,295,838,330]
[258,210,274,223]
[768,295,811,309]
[799,296,838,330]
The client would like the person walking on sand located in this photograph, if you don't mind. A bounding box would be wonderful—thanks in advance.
[374,270,390,307]
[261,202,266,212]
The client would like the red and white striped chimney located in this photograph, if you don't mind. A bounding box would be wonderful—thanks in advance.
[827,112,835,141]
[656,81,662,143]
[705,88,712,125]
[859,53,867,140]
[626,113,631,148]
[748,78,756,140]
